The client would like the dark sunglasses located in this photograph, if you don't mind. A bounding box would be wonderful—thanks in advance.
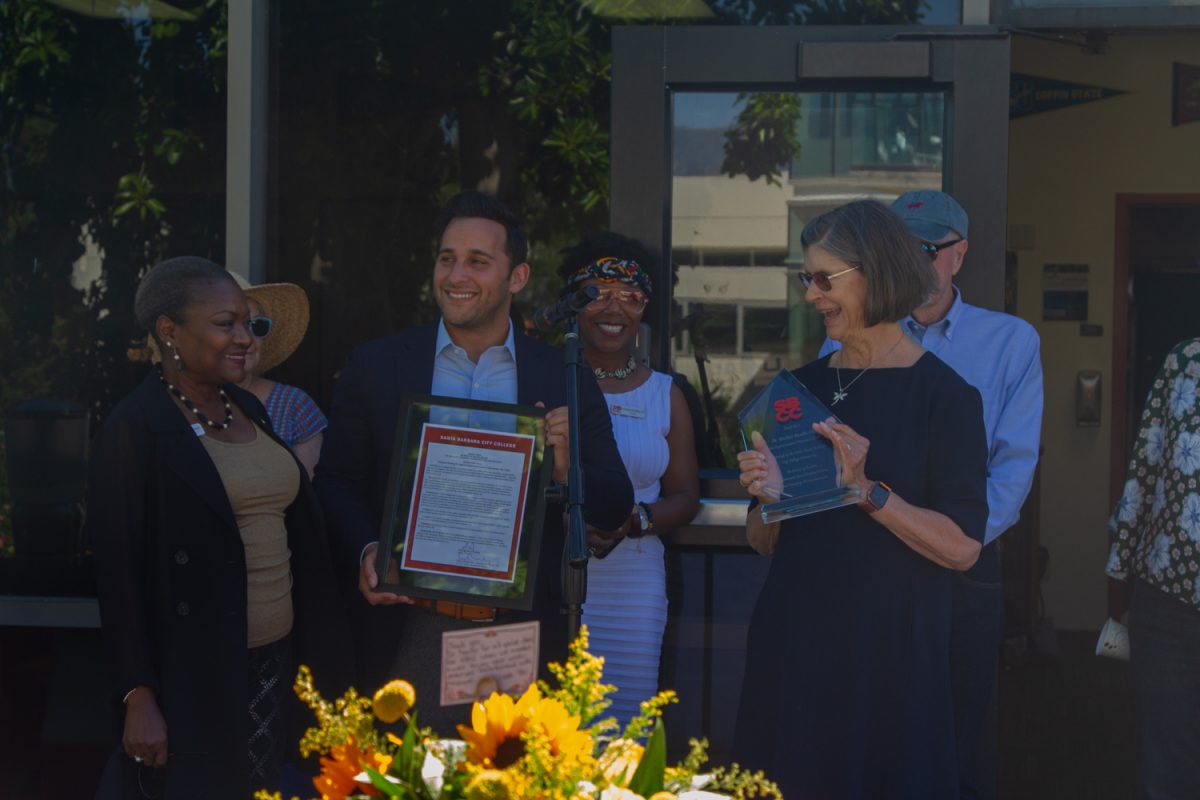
[797,265,860,292]
[920,239,963,261]
[248,315,272,338]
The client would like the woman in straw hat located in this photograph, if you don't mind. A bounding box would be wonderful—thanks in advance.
[231,275,327,478]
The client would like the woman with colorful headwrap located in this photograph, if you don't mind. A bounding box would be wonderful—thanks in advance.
[556,232,700,726]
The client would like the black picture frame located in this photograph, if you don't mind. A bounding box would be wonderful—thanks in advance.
[375,393,550,611]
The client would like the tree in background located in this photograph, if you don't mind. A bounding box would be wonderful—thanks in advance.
[2,0,929,431]
[1,0,227,424]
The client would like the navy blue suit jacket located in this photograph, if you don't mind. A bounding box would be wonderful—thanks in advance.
[314,320,633,613]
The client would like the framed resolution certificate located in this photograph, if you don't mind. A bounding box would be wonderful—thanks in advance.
[375,394,551,610]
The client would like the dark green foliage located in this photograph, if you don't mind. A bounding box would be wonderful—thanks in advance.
[0,0,227,425]
[721,94,804,187]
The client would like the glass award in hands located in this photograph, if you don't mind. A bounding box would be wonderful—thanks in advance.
[737,370,862,523]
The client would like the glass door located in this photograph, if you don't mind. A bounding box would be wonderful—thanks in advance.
[613,26,1011,418]
[671,89,948,462]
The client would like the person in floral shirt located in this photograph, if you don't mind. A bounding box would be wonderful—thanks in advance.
[1107,336,1200,800]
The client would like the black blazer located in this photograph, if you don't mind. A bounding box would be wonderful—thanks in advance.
[314,320,633,607]
[88,373,351,800]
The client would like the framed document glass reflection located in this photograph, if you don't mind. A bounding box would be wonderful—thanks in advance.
[375,394,550,610]
[738,370,861,523]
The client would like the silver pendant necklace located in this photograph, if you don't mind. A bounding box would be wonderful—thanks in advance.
[831,334,904,406]
[832,366,870,406]
[594,355,637,380]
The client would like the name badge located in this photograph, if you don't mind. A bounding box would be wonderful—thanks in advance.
[191,422,206,437]
[609,403,646,419]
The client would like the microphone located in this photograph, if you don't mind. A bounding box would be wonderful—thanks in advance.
[532,285,600,331]
[670,309,711,339]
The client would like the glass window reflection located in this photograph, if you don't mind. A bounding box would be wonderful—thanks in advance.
[671,90,945,464]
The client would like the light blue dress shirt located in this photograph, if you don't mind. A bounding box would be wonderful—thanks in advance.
[820,288,1043,545]
[430,318,519,430]
[359,318,521,565]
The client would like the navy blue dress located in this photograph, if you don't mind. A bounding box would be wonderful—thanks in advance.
[733,353,988,800]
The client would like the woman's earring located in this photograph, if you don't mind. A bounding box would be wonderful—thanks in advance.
[168,342,183,371]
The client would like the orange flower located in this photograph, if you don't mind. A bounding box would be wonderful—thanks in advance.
[312,737,391,800]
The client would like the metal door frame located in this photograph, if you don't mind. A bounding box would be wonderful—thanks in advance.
[611,25,1012,369]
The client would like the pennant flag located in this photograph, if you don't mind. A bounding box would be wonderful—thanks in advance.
[1010,73,1128,120]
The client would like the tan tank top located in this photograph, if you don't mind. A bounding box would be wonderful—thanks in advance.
[201,427,300,647]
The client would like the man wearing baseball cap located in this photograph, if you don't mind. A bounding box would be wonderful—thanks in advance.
[822,190,1043,799]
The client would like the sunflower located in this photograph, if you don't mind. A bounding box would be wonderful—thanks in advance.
[526,694,592,764]
[458,684,541,768]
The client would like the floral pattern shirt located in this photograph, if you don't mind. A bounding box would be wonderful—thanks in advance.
[1107,338,1200,610]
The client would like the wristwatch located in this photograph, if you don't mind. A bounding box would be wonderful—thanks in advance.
[631,501,654,538]
[864,481,893,512]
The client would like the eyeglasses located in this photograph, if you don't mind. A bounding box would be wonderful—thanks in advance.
[584,286,649,312]
[248,315,272,338]
[920,239,963,261]
[797,265,860,292]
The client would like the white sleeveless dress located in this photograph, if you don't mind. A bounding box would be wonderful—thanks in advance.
[583,370,672,726]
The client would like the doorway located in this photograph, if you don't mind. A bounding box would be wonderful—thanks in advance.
[1110,195,1200,503]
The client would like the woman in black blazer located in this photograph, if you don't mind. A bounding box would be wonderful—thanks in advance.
[89,257,350,799]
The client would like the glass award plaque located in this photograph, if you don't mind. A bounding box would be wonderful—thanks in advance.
[737,370,862,523]
[375,394,550,611]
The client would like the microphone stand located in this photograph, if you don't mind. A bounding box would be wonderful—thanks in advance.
[559,312,590,645]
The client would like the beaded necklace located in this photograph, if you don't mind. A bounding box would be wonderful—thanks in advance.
[594,355,637,380]
[156,364,234,430]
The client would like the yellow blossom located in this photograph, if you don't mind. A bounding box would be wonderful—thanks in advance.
[527,694,592,763]
[648,793,677,800]
[598,739,644,786]
[372,679,416,723]
[465,768,513,800]
[600,787,647,800]
[458,684,541,767]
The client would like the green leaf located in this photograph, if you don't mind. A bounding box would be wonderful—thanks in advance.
[627,719,667,798]
[364,765,406,798]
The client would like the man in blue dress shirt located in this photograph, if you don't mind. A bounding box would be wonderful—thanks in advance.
[821,190,1043,799]
[316,191,632,732]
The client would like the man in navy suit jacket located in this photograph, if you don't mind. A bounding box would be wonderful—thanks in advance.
[314,192,632,730]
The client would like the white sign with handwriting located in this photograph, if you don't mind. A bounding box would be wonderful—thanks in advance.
[440,621,539,707]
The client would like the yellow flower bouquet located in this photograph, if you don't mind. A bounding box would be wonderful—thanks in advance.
[256,626,779,800]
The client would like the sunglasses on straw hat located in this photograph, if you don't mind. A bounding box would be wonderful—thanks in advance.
[228,271,310,373]
[248,315,272,338]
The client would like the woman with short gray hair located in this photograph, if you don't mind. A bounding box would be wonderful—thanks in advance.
[89,256,349,798]
[733,200,989,798]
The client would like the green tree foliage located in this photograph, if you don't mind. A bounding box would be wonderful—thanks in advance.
[3,0,929,424]
[712,0,926,24]
[1,0,227,426]
[721,93,805,187]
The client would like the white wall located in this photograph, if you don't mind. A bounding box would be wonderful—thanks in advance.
[672,175,791,250]
[1008,31,1200,629]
